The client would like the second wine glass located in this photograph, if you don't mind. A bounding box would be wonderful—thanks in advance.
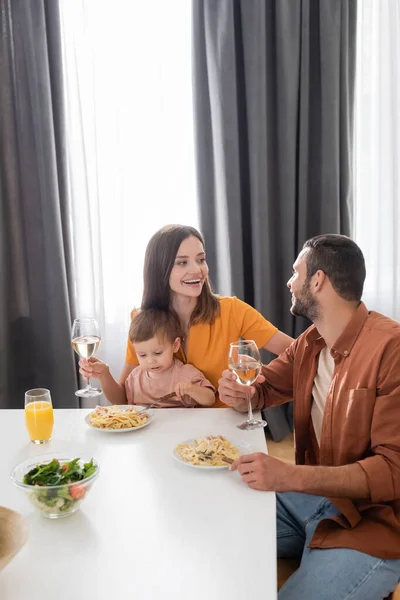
[228,340,267,430]
[71,317,102,398]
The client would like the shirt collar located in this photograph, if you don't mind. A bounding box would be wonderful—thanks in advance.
[305,302,369,357]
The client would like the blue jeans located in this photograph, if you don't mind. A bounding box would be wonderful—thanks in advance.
[277,492,400,600]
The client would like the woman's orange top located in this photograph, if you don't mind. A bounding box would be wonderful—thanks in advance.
[125,296,278,407]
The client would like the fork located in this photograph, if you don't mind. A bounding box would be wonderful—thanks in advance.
[136,392,178,413]
[196,452,234,464]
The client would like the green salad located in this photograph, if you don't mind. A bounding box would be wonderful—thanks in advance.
[23,458,97,515]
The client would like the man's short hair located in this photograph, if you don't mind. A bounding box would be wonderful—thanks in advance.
[303,234,366,302]
[129,309,182,344]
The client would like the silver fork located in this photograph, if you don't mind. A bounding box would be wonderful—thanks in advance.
[136,392,178,413]
[196,452,234,464]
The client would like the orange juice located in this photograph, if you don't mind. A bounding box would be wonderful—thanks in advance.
[25,401,54,442]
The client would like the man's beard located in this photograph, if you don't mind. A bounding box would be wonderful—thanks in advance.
[290,278,320,321]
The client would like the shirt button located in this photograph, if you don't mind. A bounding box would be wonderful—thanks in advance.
[343,350,349,356]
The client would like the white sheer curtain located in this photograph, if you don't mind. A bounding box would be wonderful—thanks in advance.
[354,0,400,320]
[59,0,199,398]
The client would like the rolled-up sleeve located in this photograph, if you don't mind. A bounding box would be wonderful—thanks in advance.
[357,340,400,503]
[357,455,396,503]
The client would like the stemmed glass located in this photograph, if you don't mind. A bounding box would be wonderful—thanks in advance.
[71,317,102,398]
[228,340,267,430]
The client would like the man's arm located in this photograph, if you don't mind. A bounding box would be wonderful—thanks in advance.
[231,338,400,501]
[218,340,297,412]
[291,462,369,498]
[230,454,370,498]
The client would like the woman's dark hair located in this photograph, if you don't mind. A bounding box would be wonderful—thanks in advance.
[141,225,220,325]
[129,309,182,344]
[303,234,366,302]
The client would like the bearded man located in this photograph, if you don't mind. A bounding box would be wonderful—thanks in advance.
[219,234,400,600]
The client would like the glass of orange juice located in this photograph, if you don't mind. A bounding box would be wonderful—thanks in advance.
[25,389,54,444]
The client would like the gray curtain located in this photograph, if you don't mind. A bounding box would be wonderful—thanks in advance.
[193,0,357,440]
[0,0,78,408]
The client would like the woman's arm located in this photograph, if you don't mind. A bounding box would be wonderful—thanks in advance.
[101,371,128,405]
[119,361,135,385]
[263,331,294,355]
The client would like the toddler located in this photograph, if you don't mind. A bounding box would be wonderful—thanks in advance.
[125,309,215,407]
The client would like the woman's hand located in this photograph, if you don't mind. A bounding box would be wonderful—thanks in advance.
[79,357,110,382]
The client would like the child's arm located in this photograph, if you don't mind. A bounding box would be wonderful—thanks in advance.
[80,357,128,405]
[174,381,215,407]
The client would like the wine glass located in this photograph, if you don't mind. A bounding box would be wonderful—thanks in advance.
[228,340,267,430]
[71,317,102,397]
[25,388,54,444]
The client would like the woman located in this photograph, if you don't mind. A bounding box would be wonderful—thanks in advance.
[80,225,294,406]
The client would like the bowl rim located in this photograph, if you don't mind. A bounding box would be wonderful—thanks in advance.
[10,454,100,491]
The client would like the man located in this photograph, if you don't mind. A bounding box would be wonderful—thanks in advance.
[219,234,400,600]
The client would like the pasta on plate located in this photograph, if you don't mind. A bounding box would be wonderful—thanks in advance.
[88,405,148,429]
[175,435,240,467]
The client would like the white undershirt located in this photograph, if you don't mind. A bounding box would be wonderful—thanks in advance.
[311,346,335,445]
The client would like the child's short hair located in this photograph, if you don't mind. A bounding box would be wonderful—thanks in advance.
[129,309,182,344]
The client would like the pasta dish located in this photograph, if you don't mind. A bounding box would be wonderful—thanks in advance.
[88,405,148,429]
[175,435,240,466]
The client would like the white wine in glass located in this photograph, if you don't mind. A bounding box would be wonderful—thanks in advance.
[71,317,102,398]
[228,340,267,430]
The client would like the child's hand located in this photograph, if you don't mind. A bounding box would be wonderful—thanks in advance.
[174,381,193,399]
[79,356,110,382]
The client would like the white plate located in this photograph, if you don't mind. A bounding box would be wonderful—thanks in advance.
[85,406,154,433]
[173,438,251,470]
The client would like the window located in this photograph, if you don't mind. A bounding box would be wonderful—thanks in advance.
[60,0,199,383]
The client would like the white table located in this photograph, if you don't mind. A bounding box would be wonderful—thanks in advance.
[0,409,276,599]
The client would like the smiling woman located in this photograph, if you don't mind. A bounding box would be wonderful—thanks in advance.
[79,225,294,407]
[141,226,219,329]
[170,244,208,295]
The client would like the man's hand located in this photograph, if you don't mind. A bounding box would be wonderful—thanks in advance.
[218,370,265,411]
[229,452,294,492]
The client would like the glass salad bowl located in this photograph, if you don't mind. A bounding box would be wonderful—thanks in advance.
[11,454,99,519]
